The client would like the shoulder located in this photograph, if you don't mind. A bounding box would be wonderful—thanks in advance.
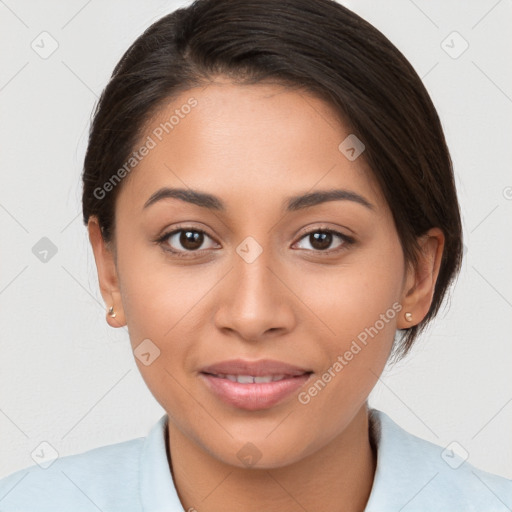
[0,437,145,512]
[366,409,512,512]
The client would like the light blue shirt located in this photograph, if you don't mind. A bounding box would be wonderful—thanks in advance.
[1,409,510,511]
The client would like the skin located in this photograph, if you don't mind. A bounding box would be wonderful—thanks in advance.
[88,80,444,512]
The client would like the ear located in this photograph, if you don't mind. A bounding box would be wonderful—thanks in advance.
[397,227,445,329]
[88,216,126,328]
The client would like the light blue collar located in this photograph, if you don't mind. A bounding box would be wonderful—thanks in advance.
[139,409,512,511]
[139,414,183,511]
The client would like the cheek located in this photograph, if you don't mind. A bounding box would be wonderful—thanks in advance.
[115,231,204,339]
[115,241,224,401]
[294,246,404,342]
[117,264,200,416]
[292,237,405,397]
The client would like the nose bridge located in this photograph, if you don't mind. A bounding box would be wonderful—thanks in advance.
[233,233,280,307]
[214,232,295,339]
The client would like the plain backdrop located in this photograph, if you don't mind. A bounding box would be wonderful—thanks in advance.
[0,0,511,480]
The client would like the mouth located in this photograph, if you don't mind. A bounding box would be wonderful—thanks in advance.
[203,373,303,383]
[199,359,313,411]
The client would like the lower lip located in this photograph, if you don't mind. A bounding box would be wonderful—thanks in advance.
[200,373,312,411]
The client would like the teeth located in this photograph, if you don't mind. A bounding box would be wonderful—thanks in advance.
[216,374,288,383]
[237,375,255,384]
[254,376,273,383]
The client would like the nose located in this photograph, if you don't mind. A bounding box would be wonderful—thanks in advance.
[213,240,296,342]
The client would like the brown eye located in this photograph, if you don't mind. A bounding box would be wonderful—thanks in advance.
[178,230,204,251]
[294,229,354,254]
[308,231,333,251]
[159,228,219,254]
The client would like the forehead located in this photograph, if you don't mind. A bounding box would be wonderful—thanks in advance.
[117,81,385,216]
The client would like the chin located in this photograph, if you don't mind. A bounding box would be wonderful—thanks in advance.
[206,433,318,470]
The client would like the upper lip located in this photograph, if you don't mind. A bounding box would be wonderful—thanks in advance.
[200,359,312,377]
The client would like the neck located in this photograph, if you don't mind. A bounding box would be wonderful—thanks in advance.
[167,404,376,512]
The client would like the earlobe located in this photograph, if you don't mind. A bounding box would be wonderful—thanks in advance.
[87,217,127,328]
[397,228,445,329]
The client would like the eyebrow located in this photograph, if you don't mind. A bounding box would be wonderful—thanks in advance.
[143,187,374,212]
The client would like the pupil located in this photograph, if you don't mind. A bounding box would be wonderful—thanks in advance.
[311,232,331,250]
[181,230,203,250]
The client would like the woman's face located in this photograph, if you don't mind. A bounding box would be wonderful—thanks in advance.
[90,80,436,468]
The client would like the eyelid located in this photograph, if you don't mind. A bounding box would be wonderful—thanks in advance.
[156,223,356,257]
[156,224,219,251]
[294,224,355,241]
[292,226,355,253]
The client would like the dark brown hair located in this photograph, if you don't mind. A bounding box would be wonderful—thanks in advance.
[82,0,463,361]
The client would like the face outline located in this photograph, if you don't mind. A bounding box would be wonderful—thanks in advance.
[88,79,444,470]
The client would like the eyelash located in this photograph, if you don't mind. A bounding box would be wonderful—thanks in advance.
[155,225,355,258]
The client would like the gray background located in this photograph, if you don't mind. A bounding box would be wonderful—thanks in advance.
[1,0,511,479]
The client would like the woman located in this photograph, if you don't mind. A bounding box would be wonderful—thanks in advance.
[1,0,510,510]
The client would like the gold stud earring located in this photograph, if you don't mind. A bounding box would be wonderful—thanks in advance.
[108,306,116,318]
[404,312,413,322]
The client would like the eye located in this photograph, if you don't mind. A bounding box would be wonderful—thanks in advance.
[156,227,219,256]
[155,225,355,258]
[293,228,354,254]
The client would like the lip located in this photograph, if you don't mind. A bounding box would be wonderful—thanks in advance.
[200,358,311,377]
[199,359,313,411]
